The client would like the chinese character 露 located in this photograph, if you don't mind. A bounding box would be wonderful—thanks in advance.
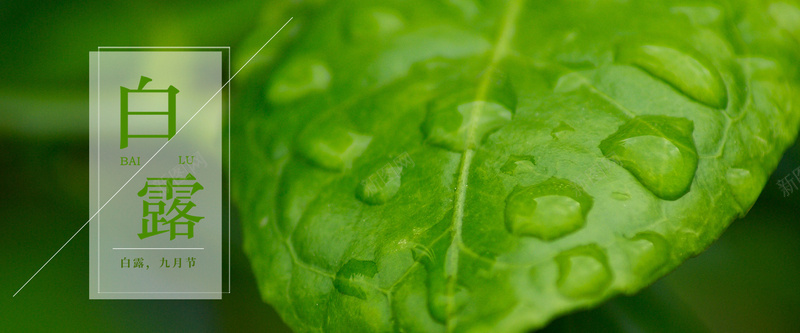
[137,173,204,240]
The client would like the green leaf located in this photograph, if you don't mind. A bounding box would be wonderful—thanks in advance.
[234,0,800,332]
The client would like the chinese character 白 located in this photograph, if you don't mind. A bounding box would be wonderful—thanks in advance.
[120,76,179,149]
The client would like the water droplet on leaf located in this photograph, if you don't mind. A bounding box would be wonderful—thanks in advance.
[626,232,670,279]
[500,155,536,175]
[600,116,698,201]
[297,125,372,171]
[611,191,630,201]
[267,58,331,103]
[550,121,575,139]
[556,245,612,299]
[423,101,512,152]
[617,44,727,109]
[356,164,403,205]
[726,167,761,212]
[334,259,378,300]
[370,27,490,84]
[505,178,593,241]
[554,72,591,93]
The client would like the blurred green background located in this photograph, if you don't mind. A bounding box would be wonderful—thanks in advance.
[1,1,798,332]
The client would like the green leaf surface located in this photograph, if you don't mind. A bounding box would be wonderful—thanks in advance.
[234,0,800,332]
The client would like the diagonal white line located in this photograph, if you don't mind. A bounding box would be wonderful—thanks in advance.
[12,17,294,298]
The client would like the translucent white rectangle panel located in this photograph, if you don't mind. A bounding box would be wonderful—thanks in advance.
[90,48,229,299]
